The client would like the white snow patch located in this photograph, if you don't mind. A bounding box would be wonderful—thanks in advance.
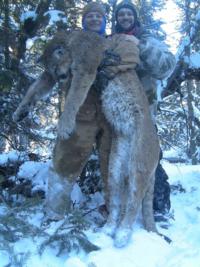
[184,53,200,69]
[1,160,200,267]
[0,150,26,166]
[26,38,36,49]
[89,192,105,209]
[71,183,86,206]
[193,104,200,119]
[17,160,50,191]
[44,10,67,25]
[20,11,37,22]
[196,10,200,21]
[163,147,187,160]
[86,229,169,267]
[65,257,87,267]
[0,252,9,267]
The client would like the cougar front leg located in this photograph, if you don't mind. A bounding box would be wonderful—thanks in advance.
[13,72,55,122]
[44,166,73,221]
[57,68,97,139]
[13,102,31,122]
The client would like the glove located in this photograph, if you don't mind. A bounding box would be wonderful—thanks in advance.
[99,49,121,68]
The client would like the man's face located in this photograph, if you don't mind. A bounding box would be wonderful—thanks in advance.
[84,11,104,33]
[117,8,135,30]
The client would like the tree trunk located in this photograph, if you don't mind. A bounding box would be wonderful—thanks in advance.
[186,80,198,164]
[3,0,10,69]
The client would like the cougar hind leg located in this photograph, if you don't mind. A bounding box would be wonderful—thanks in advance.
[114,172,158,247]
[103,135,129,236]
[114,142,146,247]
[114,176,144,247]
[44,166,73,221]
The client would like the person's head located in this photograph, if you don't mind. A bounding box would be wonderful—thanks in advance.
[114,1,139,33]
[82,2,106,35]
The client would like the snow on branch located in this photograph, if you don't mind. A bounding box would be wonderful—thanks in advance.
[44,10,67,25]
[20,11,37,23]
[163,10,200,97]
[176,9,200,59]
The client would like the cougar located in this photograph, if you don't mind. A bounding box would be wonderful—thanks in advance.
[13,30,160,247]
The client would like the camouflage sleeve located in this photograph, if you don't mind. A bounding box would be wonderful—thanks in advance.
[139,35,176,80]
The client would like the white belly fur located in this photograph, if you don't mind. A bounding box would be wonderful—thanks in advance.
[101,76,142,136]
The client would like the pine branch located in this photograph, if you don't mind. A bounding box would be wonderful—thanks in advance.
[163,10,200,97]
[39,210,99,256]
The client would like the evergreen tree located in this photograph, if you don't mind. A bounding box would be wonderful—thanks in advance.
[159,0,200,163]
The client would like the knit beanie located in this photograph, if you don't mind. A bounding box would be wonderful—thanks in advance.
[115,0,138,21]
[114,0,140,34]
[82,2,106,20]
[82,2,106,35]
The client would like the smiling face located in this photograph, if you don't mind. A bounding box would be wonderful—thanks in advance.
[117,7,135,31]
[84,11,105,33]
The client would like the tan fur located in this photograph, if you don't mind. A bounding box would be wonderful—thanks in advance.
[13,32,159,247]
[13,30,105,139]
[101,69,160,247]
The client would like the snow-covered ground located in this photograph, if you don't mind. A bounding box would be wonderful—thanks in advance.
[0,151,200,267]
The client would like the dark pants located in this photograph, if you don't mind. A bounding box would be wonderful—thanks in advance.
[153,162,171,215]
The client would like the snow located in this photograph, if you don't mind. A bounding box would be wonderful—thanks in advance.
[83,230,169,267]
[89,192,105,209]
[155,0,181,53]
[71,183,86,206]
[17,160,50,192]
[175,9,200,61]
[65,257,87,267]
[22,9,68,50]
[1,156,200,267]
[163,148,187,160]
[184,53,200,69]
[20,11,37,23]
[44,10,67,25]
[0,150,27,166]
[193,104,200,118]
[26,37,37,50]
[196,10,200,21]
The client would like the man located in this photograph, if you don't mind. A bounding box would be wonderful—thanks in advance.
[113,0,176,216]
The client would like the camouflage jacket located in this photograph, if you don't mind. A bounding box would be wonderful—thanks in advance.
[137,33,176,120]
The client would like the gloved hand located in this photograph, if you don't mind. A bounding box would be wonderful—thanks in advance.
[99,49,121,68]
[95,49,121,91]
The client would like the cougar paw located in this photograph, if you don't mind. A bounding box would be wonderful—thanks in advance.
[102,223,116,237]
[13,107,29,122]
[57,116,75,139]
[114,228,132,248]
